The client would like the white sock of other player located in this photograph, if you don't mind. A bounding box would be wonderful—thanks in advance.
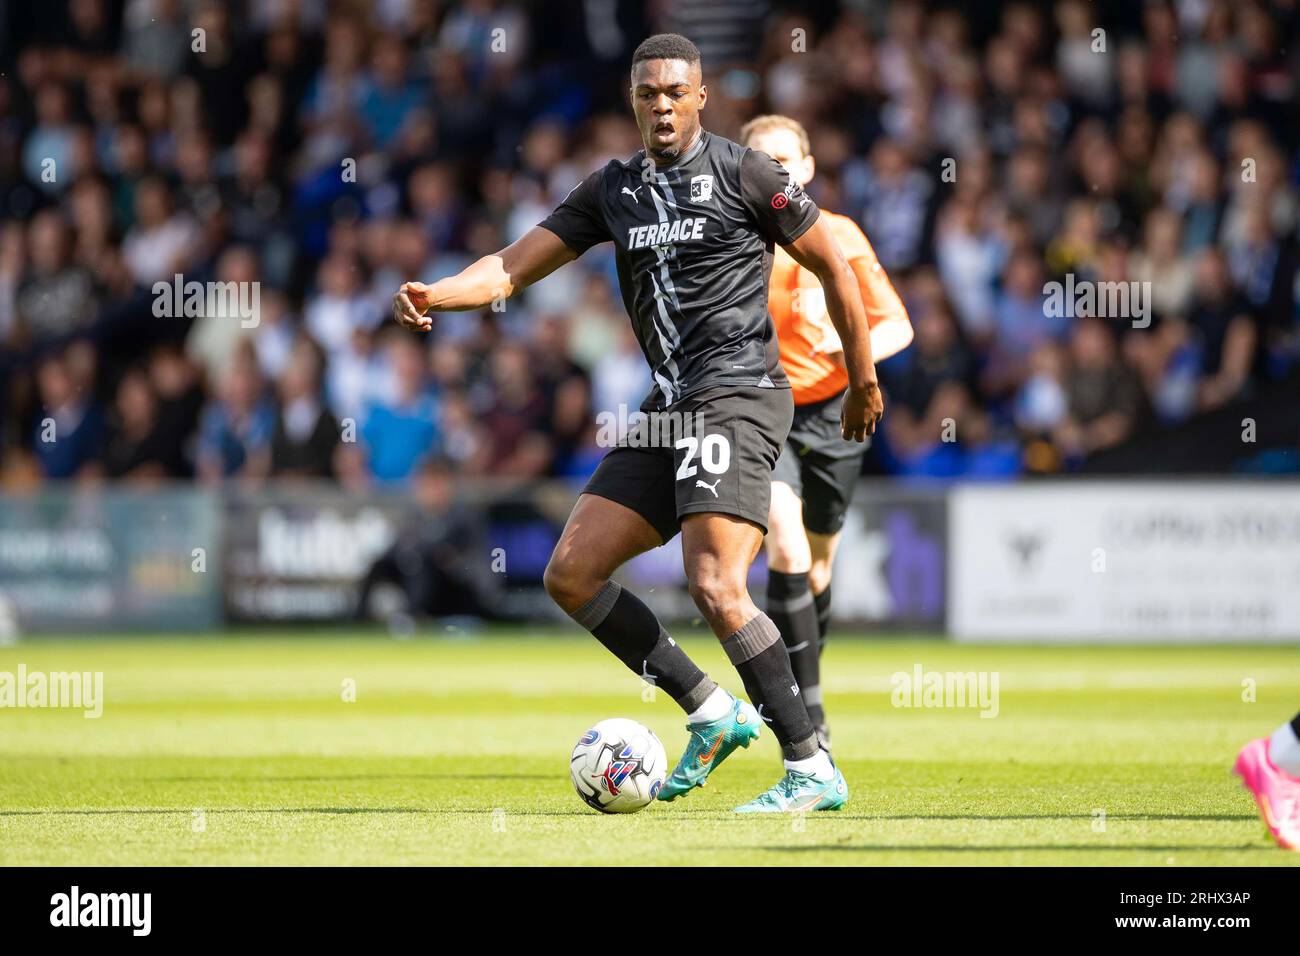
[686,685,732,725]
[1268,716,1300,778]
[784,749,834,781]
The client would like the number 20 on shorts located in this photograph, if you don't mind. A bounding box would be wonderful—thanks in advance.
[675,434,731,480]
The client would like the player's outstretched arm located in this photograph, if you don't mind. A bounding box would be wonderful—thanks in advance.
[393,226,577,331]
[783,216,884,441]
[845,228,914,364]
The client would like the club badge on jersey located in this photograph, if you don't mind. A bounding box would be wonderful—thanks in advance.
[690,175,713,203]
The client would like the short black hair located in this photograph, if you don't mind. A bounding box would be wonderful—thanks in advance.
[631,33,701,72]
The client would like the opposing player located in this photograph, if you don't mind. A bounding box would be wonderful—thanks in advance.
[741,115,912,749]
[1235,714,1300,850]
[393,34,884,813]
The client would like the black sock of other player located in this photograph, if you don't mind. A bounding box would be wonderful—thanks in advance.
[814,583,833,652]
[767,570,824,727]
[1292,712,1300,738]
[569,581,717,714]
[724,613,818,761]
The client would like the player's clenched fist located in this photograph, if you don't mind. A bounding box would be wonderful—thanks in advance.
[840,382,883,442]
[393,281,434,331]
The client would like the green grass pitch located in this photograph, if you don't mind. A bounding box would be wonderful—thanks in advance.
[1,629,1297,866]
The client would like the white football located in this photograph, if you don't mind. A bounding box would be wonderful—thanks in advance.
[570,718,667,813]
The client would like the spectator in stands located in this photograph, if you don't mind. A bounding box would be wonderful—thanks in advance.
[0,223,25,346]
[528,315,591,476]
[859,138,932,272]
[1188,248,1258,411]
[185,245,262,376]
[1131,207,1195,319]
[121,174,199,286]
[1,1,1297,485]
[1005,146,1063,248]
[361,32,422,149]
[1174,149,1223,253]
[22,82,75,195]
[344,331,440,486]
[269,338,339,480]
[934,195,1000,341]
[123,0,189,78]
[66,176,116,283]
[1056,317,1146,460]
[102,366,186,482]
[1014,341,1070,441]
[983,249,1058,398]
[305,251,376,361]
[195,349,275,483]
[17,211,96,345]
[407,162,466,253]
[889,380,1021,480]
[1045,198,1102,280]
[249,288,298,384]
[1224,203,1285,313]
[884,304,977,424]
[147,345,204,475]
[436,390,487,474]
[33,349,105,480]
[479,341,551,480]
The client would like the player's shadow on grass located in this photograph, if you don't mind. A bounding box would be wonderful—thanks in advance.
[756,844,1267,853]
[145,773,554,782]
[670,811,1257,822]
[0,807,430,816]
[835,812,1257,822]
[0,807,593,817]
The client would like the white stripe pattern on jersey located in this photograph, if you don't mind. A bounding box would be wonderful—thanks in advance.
[636,171,690,404]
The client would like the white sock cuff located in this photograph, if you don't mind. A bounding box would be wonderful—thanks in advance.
[784,750,833,780]
[686,686,732,725]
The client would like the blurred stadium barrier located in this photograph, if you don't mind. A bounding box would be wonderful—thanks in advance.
[950,482,1300,641]
[0,486,221,634]
[2,480,1296,640]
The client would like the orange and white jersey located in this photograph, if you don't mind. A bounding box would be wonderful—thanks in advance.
[768,210,912,405]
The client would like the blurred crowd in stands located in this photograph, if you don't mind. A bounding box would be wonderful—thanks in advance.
[1,0,1297,489]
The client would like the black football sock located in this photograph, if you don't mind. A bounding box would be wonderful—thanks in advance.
[1292,713,1300,738]
[724,613,818,761]
[767,570,824,727]
[570,580,716,714]
[814,583,833,653]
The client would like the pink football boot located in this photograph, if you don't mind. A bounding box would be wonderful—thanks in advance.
[1233,737,1300,851]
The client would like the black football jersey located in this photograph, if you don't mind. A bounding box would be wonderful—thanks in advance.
[539,131,820,410]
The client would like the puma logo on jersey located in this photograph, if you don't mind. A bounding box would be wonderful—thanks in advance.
[621,186,643,204]
[627,218,707,249]
[695,478,720,497]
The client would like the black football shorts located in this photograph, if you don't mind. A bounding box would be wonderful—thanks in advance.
[770,391,866,536]
[582,385,794,543]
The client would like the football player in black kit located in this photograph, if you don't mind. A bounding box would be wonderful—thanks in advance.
[393,34,883,812]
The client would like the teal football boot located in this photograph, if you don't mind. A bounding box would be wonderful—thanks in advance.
[733,766,848,813]
[657,695,761,802]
